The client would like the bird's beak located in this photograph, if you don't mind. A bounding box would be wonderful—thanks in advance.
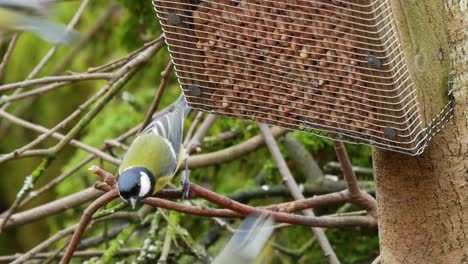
[129,197,137,210]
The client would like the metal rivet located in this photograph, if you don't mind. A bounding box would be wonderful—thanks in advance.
[367,55,382,69]
[188,85,201,96]
[384,127,397,139]
[168,13,181,25]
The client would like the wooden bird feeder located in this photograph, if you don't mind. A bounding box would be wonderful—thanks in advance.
[152,0,454,155]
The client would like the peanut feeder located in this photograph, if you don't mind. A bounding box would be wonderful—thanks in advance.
[153,0,454,155]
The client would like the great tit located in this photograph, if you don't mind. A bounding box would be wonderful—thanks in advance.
[0,0,80,45]
[213,214,274,264]
[118,94,191,209]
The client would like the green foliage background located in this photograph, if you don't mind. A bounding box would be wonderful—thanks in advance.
[0,1,378,263]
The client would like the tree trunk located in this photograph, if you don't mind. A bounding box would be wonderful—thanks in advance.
[372,1,467,263]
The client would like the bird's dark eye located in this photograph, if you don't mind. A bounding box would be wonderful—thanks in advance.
[119,191,131,200]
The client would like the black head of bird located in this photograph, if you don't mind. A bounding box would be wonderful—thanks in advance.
[117,167,155,209]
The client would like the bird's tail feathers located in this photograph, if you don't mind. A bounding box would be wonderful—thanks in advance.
[175,92,191,118]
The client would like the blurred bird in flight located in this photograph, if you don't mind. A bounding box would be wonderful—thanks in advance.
[0,0,81,45]
[213,214,275,264]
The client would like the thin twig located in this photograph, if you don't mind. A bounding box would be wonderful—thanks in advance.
[101,223,139,263]
[0,34,19,81]
[0,110,119,165]
[184,112,204,146]
[0,187,104,229]
[10,225,78,264]
[9,212,137,264]
[50,43,162,155]
[186,114,218,154]
[88,36,164,73]
[0,73,113,93]
[18,156,95,207]
[0,249,140,262]
[273,237,316,258]
[158,222,173,263]
[0,158,53,232]
[203,130,240,143]
[324,161,373,176]
[158,209,211,262]
[61,189,119,264]
[259,124,340,264]
[188,126,287,169]
[52,3,120,74]
[77,226,125,250]
[263,191,349,213]
[333,141,377,216]
[138,60,174,134]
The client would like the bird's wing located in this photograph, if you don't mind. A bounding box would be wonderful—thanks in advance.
[213,214,274,264]
[0,0,51,15]
[18,15,80,45]
[140,94,190,158]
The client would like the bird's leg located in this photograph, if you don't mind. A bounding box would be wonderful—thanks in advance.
[180,150,191,199]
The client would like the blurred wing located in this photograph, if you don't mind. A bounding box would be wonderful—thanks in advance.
[0,0,45,15]
[213,214,274,264]
[0,0,60,16]
[0,0,80,45]
[19,16,80,45]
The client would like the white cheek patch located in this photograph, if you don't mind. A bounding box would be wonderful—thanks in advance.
[138,171,151,197]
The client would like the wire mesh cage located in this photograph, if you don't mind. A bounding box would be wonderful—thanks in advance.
[152,0,454,155]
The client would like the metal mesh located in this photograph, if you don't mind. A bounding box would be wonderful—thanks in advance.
[152,0,454,155]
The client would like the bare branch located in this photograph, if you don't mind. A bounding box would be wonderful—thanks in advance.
[184,112,204,146]
[158,222,174,263]
[324,161,373,176]
[0,110,119,165]
[0,34,20,81]
[10,224,77,264]
[259,124,340,264]
[61,189,119,264]
[283,132,324,180]
[188,126,287,169]
[186,114,218,154]
[19,155,96,207]
[138,60,174,134]
[189,184,376,228]
[0,187,104,229]
[10,212,137,264]
[203,130,240,143]
[0,249,140,262]
[52,3,120,74]
[0,73,113,93]
[88,36,164,74]
[333,141,377,216]
[263,191,350,213]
